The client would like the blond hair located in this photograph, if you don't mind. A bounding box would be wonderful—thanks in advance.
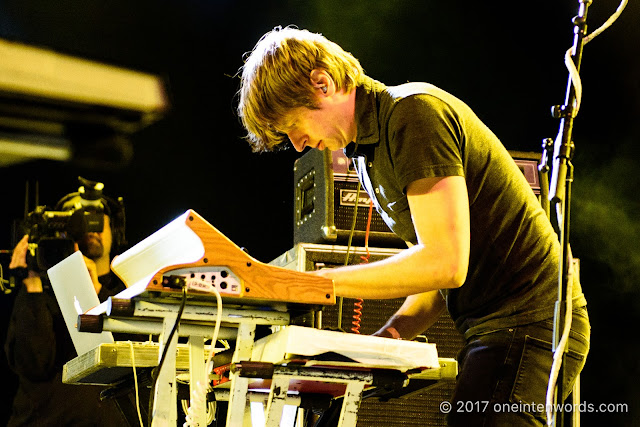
[237,26,364,152]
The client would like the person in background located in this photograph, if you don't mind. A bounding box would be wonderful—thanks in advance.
[237,26,590,426]
[4,178,136,426]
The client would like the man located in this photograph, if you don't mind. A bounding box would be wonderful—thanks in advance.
[4,179,133,426]
[237,27,590,425]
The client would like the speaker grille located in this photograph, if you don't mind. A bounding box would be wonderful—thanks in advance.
[333,179,391,233]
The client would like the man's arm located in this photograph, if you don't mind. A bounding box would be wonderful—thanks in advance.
[373,290,447,340]
[314,175,470,299]
[6,236,60,379]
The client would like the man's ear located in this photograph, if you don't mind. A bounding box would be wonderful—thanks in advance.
[309,69,333,95]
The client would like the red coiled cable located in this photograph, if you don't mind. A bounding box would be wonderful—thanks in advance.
[351,199,374,334]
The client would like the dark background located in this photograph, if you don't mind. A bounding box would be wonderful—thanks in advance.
[0,1,638,425]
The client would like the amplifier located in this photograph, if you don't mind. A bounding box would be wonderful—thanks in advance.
[293,149,542,248]
[270,243,464,426]
[509,151,541,195]
[293,149,405,248]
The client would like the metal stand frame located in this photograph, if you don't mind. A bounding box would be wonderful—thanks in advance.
[544,2,592,425]
[80,296,290,426]
[66,296,457,426]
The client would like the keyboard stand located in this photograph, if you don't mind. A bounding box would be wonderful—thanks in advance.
[65,296,457,427]
[67,295,290,427]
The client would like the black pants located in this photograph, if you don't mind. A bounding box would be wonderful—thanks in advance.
[447,307,590,426]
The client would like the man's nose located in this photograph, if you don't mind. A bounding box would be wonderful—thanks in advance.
[288,133,307,152]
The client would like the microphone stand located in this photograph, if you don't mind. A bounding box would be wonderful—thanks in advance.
[546,1,591,426]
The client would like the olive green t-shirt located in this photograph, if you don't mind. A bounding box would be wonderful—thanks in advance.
[347,77,586,339]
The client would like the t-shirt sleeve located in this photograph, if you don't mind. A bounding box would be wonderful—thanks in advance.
[387,94,465,192]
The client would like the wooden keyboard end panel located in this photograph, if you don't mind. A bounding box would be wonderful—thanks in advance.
[145,210,335,305]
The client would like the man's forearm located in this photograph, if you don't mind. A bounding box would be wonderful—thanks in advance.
[314,244,464,299]
[374,290,447,340]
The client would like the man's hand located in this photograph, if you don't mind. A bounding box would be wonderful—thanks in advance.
[371,291,447,341]
[9,235,29,269]
[372,326,402,339]
[10,235,44,293]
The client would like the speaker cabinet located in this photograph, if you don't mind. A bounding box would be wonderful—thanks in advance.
[270,243,464,426]
[293,149,405,248]
[509,150,541,196]
[293,149,541,250]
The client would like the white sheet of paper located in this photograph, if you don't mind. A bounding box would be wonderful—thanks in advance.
[48,251,114,355]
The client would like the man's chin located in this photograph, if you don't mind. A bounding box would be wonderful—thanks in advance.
[79,243,104,260]
[328,140,349,152]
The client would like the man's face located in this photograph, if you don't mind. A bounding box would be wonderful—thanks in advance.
[77,214,112,261]
[282,95,356,152]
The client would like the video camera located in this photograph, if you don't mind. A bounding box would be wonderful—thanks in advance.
[24,177,123,272]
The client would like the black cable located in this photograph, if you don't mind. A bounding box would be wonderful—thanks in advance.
[147,286,188,426]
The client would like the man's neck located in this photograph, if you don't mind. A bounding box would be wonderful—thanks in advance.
[94,255,111,277]
[346,88,358,142]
